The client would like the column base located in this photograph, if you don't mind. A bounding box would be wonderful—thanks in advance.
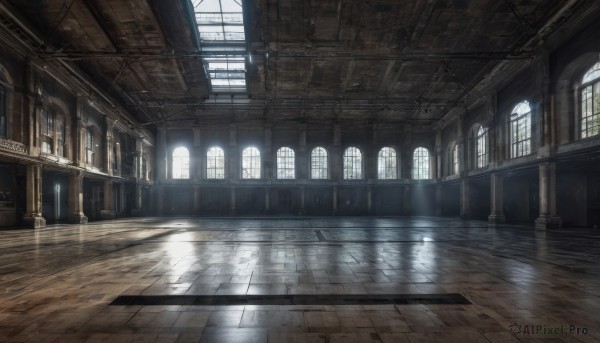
[23,215,46,229]
[69,212,88,224]
[100,210,116,219]
[534,215,562,230]
[488,213,506,224]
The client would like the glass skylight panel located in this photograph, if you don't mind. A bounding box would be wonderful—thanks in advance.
[193,0,248,93]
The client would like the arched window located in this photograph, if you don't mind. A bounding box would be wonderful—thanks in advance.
[377,147,397,179]
[206,146,225,179]
[581,62,600,138]
[41,109,54,154]
[276,147,295,179]
[56,116,65,157]
[452,144,460,175]
[510,101,532,158]
[172,147,190,179]
[343,147,362,179]
[85,128,94,164]
[413,147,430,180]
[0,84,6,138]
[476,126,488,168]
[242,146,260,179]
[311,147,328,179]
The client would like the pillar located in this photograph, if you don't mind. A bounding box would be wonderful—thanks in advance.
[193,127,202,181]
[156,127,167,181]
[264,124,272,179]
[435,185,442,216]
[535,162,562,230]
[194,186,201,212]
[265,187,270,214]
[68,171,88,223]
[132,182,143,216]
[403,185,411,216]
[367,185,373,215]
[299,186,305,215]
[23,164,46,228]
[332,186,338,215]
[101,180,115,219]
[460,179,470,219]
[488,172,505,224]
[229,187,236,215]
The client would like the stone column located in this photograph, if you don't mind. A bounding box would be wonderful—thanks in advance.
[228,124,238,179]
[298,124,307,180]
[434,129,442,179]
[367,185,373,215]
[332,186,338,216]
[23,164,46,228]
[68,171,88,223]
[101,180,115,219]
[403,185,411,216]
[435,185,442,216]
[265,187,270,214]
[264,124,272,179]
[331,123,341,180]
[229,187,236,215]
[156,127,167,181]
[104,118,114,175]
[193,127,202,181]
[488,172,505,224]
[132,182,143,216]
[535,162,562,230]
[299,186,305,215]
[194,186,201,213]
[460,179,470,219]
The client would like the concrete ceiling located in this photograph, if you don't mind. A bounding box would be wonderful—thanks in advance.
[5,0,588,127]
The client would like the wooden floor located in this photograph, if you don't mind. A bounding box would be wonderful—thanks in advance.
[0,217,598,342]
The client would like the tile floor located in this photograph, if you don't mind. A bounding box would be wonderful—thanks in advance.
[0,217,599,342]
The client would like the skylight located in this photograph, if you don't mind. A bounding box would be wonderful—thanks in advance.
[192,0,247,93]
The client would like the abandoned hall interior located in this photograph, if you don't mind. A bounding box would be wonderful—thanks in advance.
[0,0,599,342]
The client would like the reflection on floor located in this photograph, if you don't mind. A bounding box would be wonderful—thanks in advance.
[0,217,598,342]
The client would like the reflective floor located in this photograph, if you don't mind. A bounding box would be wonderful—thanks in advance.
[0,217,599,342]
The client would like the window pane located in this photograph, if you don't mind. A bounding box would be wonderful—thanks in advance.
[413,147,430,180]
[276,147,295,179]
[311,147,328,179]
[173,147,190,179]
[242,147,260,179]
[510,101,531,158]
[343,147,362,179]
[207,146,225,179]
[377,147,397,179]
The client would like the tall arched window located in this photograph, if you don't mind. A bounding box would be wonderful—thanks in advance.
[413,147,430,180]
[56,116,65,157]
[581,62,600,138]
[41,109,54,154]
[343,147,362,179]
[0,84,6,138]
[242,146,260,179]
[85,128,93,164]
[510,101,532,158]
[452,144,460,175]
[311,147,328,179]
[276,147,295,179]
[172,147,190,179]
[476,126,488,168]
[378,147,397,179]
[206,146,225,179]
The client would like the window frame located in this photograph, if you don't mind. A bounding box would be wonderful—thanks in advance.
[343,146,363,180]
[206,146,226,179]
[276,147,295,179]
[475,126,488,169]
[377,146,398,180]
[172,146,190,179]
[580,62,600,139]
[413,147,430,180]
[241,146,261,179]
[509,101,532,158]
[310,146,329,179]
